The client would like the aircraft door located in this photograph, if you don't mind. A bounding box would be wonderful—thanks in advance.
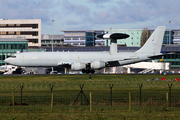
[21,54,25,62]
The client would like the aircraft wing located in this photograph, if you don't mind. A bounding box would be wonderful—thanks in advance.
[57,56,139,67]
[57,61,91,66]
[105,56,139,62]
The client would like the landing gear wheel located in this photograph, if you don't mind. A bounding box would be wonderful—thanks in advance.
[82,69,86,74]
[90,69,95,74]
[86,70,90,74]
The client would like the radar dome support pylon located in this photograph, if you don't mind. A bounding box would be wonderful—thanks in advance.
[96,33,129,54]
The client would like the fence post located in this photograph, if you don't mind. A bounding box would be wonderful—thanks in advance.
[50,84,54,93]
[51,92,53,111]
[19,84,24,105]
[138,83,143,106]
[166,92,168,111]
[90,92,92,112]
[129,92,131,111]
[12,92,14,112]
[168,83,172,107]
[109,84,113,106]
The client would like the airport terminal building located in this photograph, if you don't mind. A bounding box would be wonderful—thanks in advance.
[0,38,28,66]
[0,19,41,48]
[41,35,64,47]
[0,38,45,66]
[62,30,104,46]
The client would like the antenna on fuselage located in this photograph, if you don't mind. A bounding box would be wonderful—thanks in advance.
[21,47,23,53]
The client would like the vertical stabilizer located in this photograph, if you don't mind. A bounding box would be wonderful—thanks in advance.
[136,26,166,55]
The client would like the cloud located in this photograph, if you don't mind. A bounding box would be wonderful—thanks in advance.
[88,0,109,4]
[65,20,83,26]
[0,0,56,23]
[62,0,90,17]
[89,0,180,28]
[65,23,92,30]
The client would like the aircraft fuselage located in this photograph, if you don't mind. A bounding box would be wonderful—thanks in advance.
[5,51,149,67]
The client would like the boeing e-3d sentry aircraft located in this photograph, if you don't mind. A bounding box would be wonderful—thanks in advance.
[5,26,166,74]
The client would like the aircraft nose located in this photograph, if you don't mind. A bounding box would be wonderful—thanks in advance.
[4,58,10,63]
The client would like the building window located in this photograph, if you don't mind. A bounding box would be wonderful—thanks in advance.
[73,37,79,40]
[8,24,14,27]
[8,31,15,35]
[64,37,71,40]
[73,33,79,36]
[79,33,85,36]
[0,32,6,34]
[32,24,38,28]
[79,37,85,40]
[16,31,20,35]
[28,39,38,43]
[0,24,6,27]
[32,32,38,36]
[65,33,72,36]
[16,24,20,27]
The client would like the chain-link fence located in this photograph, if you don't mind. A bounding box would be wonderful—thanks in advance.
[0,89,180,112]
[0,78,179,90]
[0,77,180,112]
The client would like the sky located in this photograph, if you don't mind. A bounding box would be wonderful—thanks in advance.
[0,0,179,34]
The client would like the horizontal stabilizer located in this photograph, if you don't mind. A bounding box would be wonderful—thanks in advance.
[148,52,175,59]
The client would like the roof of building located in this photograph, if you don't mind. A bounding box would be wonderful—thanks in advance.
[61,30,104,32]
[41,35,64,39]
[0,38,27,42]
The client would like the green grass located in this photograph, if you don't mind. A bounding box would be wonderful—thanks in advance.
[0,111,180,120]
[0,74,180,119]
[0,74,180,91]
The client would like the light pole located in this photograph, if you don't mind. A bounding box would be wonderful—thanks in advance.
[51,20,55,74]
[168,21,171,45]
[51,19,55,52]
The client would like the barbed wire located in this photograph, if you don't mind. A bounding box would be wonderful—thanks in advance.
[0,78,178,90]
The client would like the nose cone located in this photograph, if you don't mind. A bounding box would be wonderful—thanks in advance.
[4,58,8,63]
[4,58,10,64]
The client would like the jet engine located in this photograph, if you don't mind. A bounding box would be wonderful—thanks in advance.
[90,61,105,69]
[71,63,86,70]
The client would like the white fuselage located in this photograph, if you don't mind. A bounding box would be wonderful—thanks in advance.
[4,51,150,67]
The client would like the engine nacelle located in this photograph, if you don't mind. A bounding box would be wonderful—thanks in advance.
[91,61,105,69]
[71,63,86,70]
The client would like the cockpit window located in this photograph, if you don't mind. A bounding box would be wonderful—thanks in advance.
[11,55,16,58]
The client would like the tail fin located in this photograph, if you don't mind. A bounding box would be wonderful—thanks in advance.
[136,26,166,55]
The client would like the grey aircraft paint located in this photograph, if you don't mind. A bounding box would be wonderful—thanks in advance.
[5,26,166,74]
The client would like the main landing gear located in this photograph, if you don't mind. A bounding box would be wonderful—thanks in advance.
[82,69,95,74]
